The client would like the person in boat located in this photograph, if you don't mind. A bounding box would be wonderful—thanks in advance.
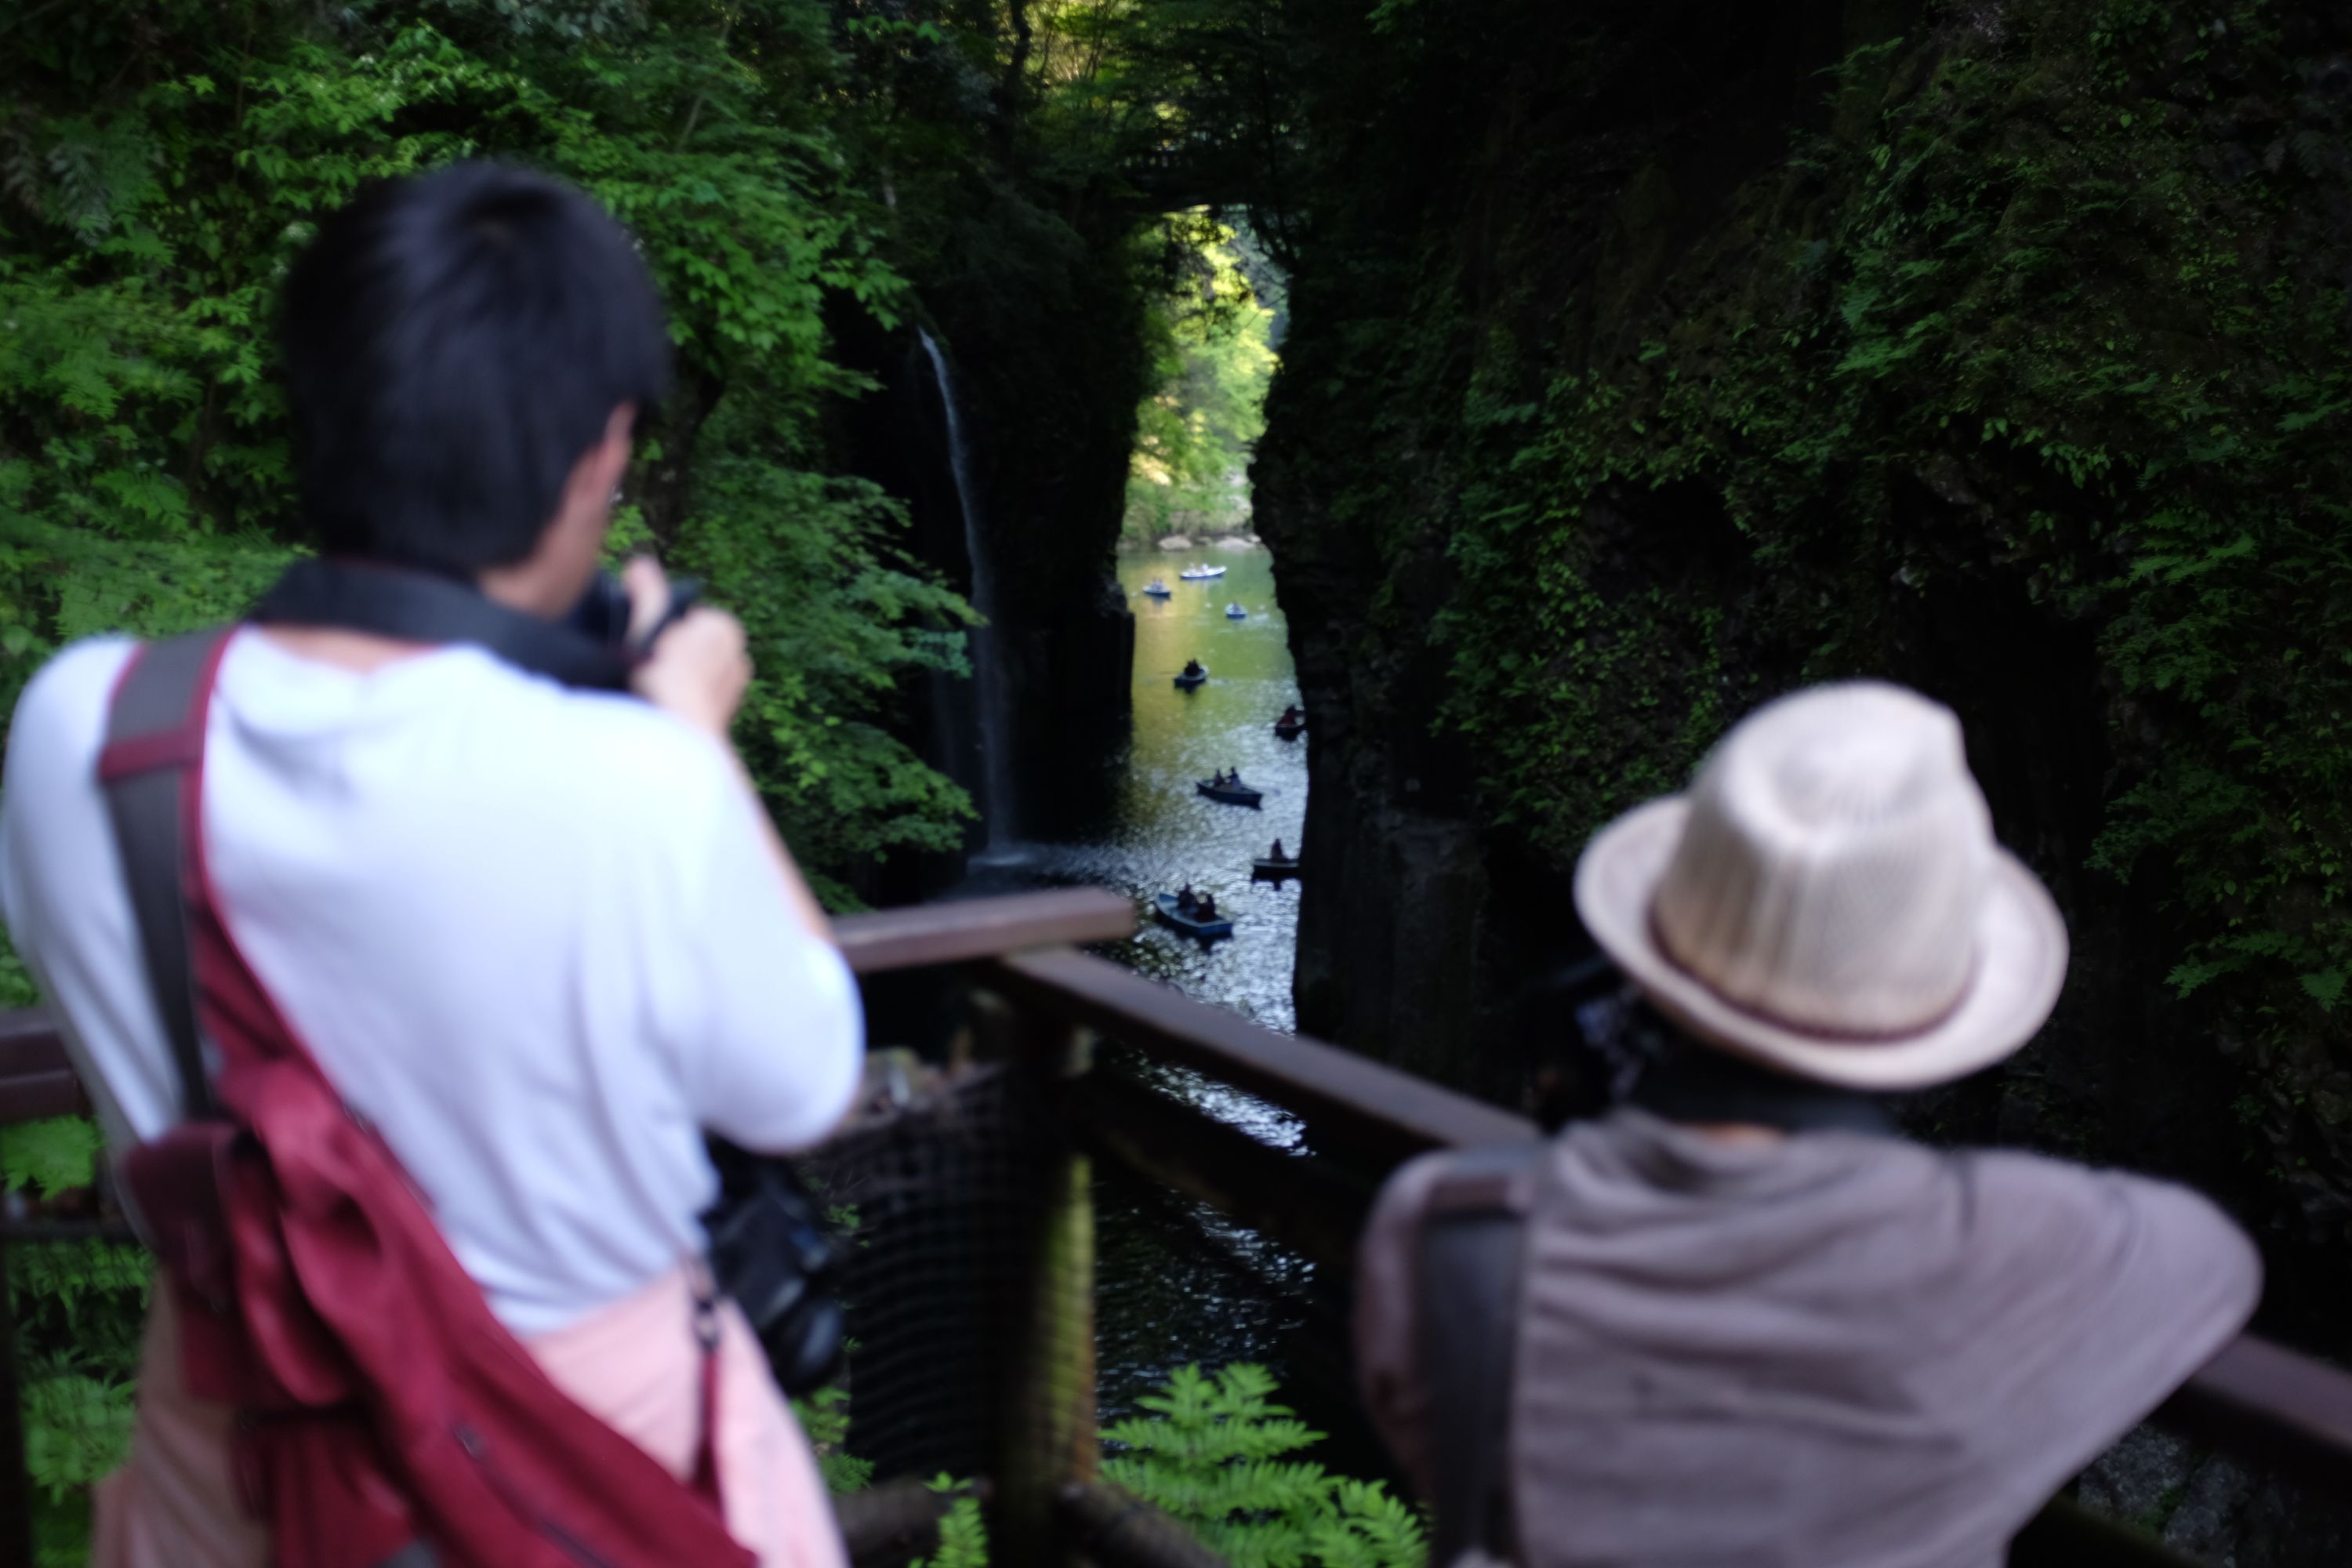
[1176,884,1197,913]
[1183,659,1203,677]
[1269,839,1288,863]
[1227,767,1243,786]
[1279,706,1301,726]
[1196,893,1218,920]
[1356,683,2259,1568]
[1210,769,1226,786]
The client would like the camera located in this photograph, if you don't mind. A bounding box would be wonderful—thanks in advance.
[1522,953,1676,1130]
[565,570,702,655]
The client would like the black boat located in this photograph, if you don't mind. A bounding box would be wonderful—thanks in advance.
[1272,717,1306,741]
[1197,777,1263,808]
[1251,856,1302,882]
[1152,892,1234,938]
[1174,666,1208,690]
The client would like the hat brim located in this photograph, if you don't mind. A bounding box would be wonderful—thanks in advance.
[1573,797,2069,1091]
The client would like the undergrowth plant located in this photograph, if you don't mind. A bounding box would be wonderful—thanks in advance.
[1104,1364,1425,1568]
[1,1121,144,1566]
[907,1364,1426,1568]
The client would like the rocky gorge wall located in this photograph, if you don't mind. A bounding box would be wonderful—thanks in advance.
[828,196,1149,873]
[1257,0,2352,1355]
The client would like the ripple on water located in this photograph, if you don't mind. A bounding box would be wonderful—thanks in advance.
[958,544,1330,1422]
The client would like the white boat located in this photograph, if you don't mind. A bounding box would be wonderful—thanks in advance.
[1142,579,1172,597]
[1225,604,1247,619]
[1178,564,1228,580]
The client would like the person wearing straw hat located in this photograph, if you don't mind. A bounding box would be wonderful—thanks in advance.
[1356,681,2259,1568]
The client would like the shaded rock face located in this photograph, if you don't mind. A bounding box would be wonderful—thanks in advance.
[920,199,1149,820]
[827,207,1145,870]
[1262,0,1939,1109]
[2079,1425,2352,1566]
[1257,0,2352,1347]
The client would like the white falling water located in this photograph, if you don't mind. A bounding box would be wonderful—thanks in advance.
[920,330,1020,855]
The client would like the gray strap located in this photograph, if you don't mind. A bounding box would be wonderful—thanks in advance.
[1418,1142,1544,1567]
[101,630,233,1123]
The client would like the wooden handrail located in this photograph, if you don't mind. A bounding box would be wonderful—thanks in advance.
[0,1009,85,1124]
[983,945,1534,1163]
[2156,1333,2352,1492]
[0,889,1140,1125]
[6,887,2352,1514]
[837,887,1135,975]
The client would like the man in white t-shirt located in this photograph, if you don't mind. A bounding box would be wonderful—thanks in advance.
[0,163,858,1566]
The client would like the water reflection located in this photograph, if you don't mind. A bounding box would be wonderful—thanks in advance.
[962,543,1327,1424]
[998,543,1308,1033]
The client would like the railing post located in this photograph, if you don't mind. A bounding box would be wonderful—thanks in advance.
[2,1222,31,1568]
[974,988,1096,1568]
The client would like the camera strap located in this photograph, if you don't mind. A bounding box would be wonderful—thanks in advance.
[1419,1142,1545,1568]
[252,557,634,691]
[1627,1043,1901,1138]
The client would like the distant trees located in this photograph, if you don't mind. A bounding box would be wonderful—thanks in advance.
[1125,217,1282,543]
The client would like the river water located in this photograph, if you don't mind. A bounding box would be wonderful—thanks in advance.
[1013,543,1307,1021]
[960,542,1339,1428]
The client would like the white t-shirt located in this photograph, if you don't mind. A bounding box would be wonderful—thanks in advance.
[0,631,862,1334]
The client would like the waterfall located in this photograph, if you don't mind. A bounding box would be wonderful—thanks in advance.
[920,330,1020,855]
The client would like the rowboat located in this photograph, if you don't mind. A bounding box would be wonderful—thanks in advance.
[1174,668,1208,690]
[1251,857,1302,882]
[1179,564,1228,580]
[1153,893,1234,938]
[1225,604,1247,619]
[1197,778,1263,808]
[1273,717,1305,741]
[1142,579,1172,598]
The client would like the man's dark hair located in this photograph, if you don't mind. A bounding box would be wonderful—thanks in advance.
[281,162,672,576]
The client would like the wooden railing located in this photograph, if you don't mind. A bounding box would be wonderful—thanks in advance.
[5,887,2351,1566]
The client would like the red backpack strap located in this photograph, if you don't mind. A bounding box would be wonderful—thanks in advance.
[99,629,239,1123]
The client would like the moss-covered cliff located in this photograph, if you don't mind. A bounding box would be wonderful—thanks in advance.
[1259,0,2352,1330]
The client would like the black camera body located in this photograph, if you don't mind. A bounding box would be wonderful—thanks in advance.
[1522,953,1679,1131]
[566,570,702,655]
[702,1141,848,1396]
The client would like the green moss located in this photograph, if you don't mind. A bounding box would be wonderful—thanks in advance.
[1275,0,2352,1221]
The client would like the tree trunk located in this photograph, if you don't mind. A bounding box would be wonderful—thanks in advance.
[635,365,717,556]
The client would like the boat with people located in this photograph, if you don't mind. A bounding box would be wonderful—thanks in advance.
[1273,706,1306,740]
[1153,891,1234,939]
[1225,603,1247,619]
[1142,579,1172,598]
[1175,659,1208,691]
[1179,564,1228,580]
[1197,772,1263,808]
[1252,838,1302,881]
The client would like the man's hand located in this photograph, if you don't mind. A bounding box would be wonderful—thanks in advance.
[624,556,750,740]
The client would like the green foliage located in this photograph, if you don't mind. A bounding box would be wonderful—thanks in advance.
[1102,1364,1425,1568]
[0,1118,101,1199]
[5,1229,150,1565]
[1124,216,1283,543]
[1275,0,2352,1219]
[890,1367,1424,1568]
[791,1384,876,1496]
[2,1110,144,1562]
[909,1475,989,1568]
[0,1,977,911]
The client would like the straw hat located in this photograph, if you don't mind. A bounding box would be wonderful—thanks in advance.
[1573,682,2067,1091]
